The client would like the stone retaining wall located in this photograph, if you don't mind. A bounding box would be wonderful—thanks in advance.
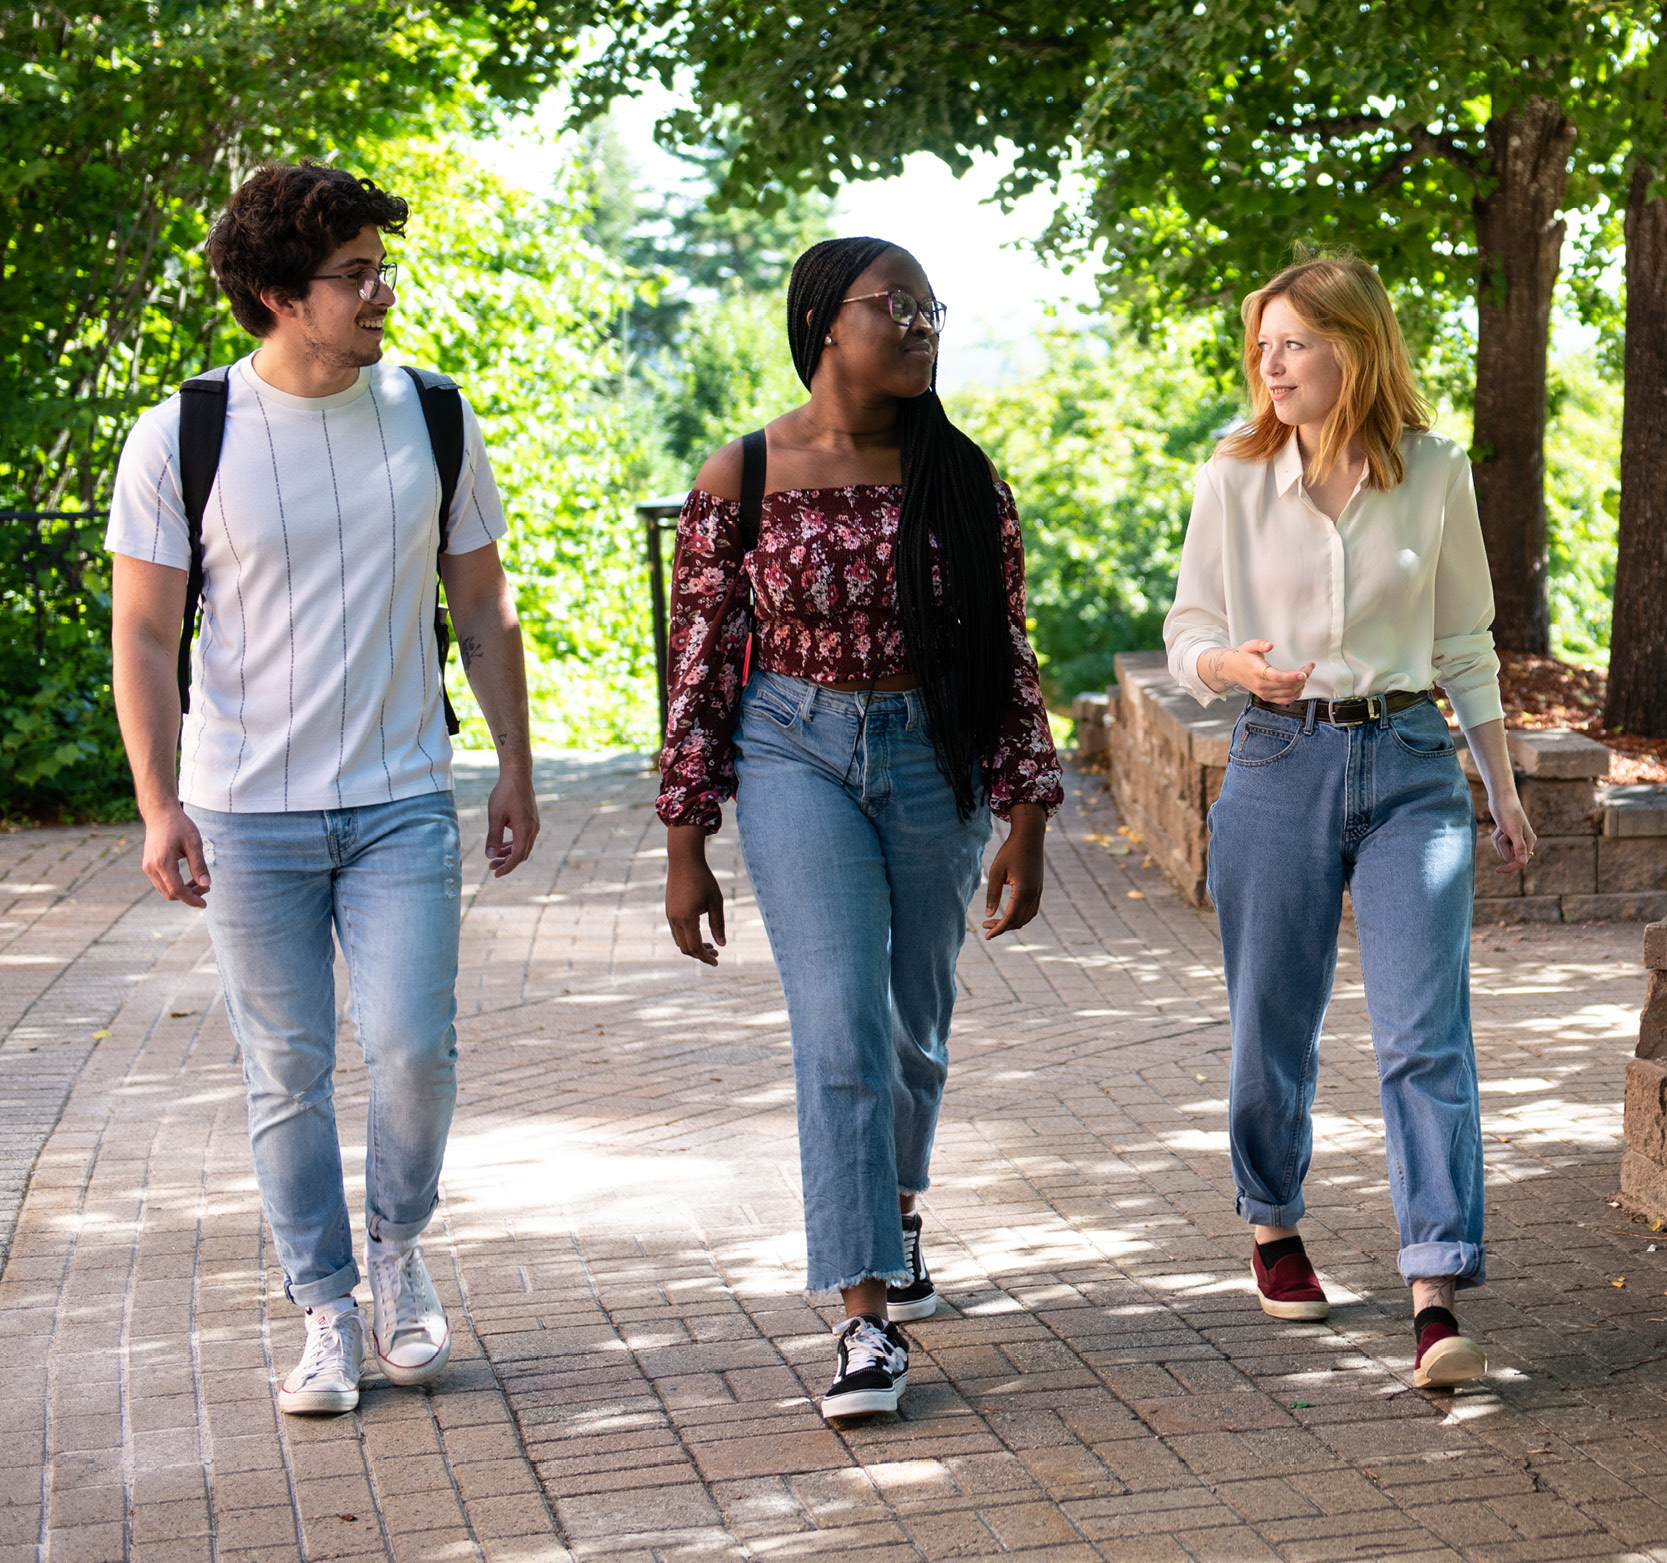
[1074,650,1667,922]
[1622,923,1667,1223]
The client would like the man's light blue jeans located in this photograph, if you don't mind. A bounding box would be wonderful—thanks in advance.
[186,793,462,1305]
[734,671,990,1294]
[1206,696,1485,1287]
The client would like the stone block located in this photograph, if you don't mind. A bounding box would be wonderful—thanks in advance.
[1521,835,1596,896]
[1604,784,1667,837]
[1190,699,1245,768]
[1625,1057,1667,1161]
[1561,893,1667,926]
[1506,727,1612,779]
[1105,683,1121,725]
[1073,690,1108,723]
[1645,921,1667,970]
[1517,777,1601,836]
[1642,968,1667,1060]
[1598,836,1667,893]
[1473,896,1563,924]
[1621,1146,1667,1224]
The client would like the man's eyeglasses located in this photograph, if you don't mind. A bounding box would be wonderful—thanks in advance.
[310,261,398,301]
[839,288,947,332]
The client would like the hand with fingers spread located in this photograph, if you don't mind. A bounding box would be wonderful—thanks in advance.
[665,824,726,965]
[1199,639,1316,702]
[485,770,540,877]
[982,802,1046,941]
[142,803,211,908]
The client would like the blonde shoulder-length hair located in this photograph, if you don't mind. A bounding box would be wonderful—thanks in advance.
[1218,251,1432,490]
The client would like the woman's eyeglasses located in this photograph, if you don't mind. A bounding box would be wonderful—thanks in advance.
[840,288,947,332]
[310,261,398,301]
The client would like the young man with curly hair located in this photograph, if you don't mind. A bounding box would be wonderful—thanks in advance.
[107,161,539,1414]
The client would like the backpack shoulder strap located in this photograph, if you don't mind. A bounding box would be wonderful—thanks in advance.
[402,365,466,736]
[402,365,464,551]
[738,428,767,553]
[176,366,231,715]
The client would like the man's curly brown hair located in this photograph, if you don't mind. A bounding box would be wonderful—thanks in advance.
[207,161,409,337]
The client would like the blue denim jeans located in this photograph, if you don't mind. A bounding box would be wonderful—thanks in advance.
[734,671,991,1293]
[186,792,462,1305]
[1206,697,1485,1287]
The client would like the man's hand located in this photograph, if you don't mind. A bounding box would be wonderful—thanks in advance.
[141,803,211,908]
[983,803,1046,940]
[666,824,726,964]
[485,770,540,876]
[1201,639,1316,701]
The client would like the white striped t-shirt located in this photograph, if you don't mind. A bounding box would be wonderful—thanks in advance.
[106,355,508,812]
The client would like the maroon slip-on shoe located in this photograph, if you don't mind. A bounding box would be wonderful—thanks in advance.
[1412,1305,1486,1389]
[1252,1237,1330,1320]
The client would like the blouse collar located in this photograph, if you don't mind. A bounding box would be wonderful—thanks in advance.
[1272,430,1305,498]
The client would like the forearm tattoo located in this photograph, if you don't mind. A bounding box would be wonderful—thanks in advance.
[458,635,482,672]
[1205,648,1234,690]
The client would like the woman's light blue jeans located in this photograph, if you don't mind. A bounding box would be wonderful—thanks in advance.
[186,793,462,1305]
[734,671,991,1294]
[1206,696,1485,1287]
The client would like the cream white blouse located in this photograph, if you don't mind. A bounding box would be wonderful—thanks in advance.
[1163,429,1505,730]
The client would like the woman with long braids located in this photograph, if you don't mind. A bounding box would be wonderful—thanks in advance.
[657,237,1062,1419]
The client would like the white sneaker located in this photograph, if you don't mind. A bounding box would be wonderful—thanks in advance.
[278,1303,364,1415]
[367,1239,451,1386]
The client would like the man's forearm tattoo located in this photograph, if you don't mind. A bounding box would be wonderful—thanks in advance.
[458,635,482,672]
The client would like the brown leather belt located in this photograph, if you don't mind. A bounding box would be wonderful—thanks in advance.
[1249,690,1431,726]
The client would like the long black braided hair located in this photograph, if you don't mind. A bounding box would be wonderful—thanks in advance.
[786,236,1012,820]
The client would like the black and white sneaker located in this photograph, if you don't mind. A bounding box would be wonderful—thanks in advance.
[821,1314,909,1419]
[886,1211,937,1321]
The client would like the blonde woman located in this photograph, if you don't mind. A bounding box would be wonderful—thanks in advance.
[1164,253,1534,1389]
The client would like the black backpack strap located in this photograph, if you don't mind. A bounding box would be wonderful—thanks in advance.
[176,367,231,716]
[402,365,466,735]
[738,428,767,552]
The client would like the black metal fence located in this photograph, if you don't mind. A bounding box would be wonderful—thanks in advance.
[639,493,687,740]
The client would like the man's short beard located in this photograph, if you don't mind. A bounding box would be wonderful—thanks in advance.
[298,304,383,371]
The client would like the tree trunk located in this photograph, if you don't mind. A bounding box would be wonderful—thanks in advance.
[1470,96,1576,653]
[1605,160,1667,737]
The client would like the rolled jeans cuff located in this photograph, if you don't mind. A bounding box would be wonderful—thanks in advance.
[1235,1189,1306,1229]
[1399,1241,1486,1290]
[367,1205,437,1246]
[287,1259,360,1309]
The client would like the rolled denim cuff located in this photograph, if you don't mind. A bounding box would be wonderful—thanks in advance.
[287,1259,360,1309]
[366,1205,436,1246]
[1235,1189,1307,1229]
[1399,1241,1486,1290]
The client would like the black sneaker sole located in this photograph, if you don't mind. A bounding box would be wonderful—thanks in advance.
[821,1370,907,1419]
[886,1289,937,1322]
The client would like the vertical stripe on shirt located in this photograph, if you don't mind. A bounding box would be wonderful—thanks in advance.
[368,385,398,801]
[151,452,174,562]
[215,482,251,811]
[321,410,350,810]
[254,390,297,811]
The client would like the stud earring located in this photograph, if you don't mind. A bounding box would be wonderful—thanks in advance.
[824,334,832,345]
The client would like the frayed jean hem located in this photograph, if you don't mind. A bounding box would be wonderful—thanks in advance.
[898,1183,928,1199]
[807,1267,912,1299]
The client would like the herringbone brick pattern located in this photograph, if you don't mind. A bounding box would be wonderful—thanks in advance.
[1,751,1664,1562]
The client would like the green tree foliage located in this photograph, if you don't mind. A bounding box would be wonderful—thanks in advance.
[579,0,1658,653]
[385,137,659,750]
[949,321,1236,704]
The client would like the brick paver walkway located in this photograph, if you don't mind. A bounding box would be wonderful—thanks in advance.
[3,753,1665,1563]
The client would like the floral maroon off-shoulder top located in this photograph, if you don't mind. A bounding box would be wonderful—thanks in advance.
[656,481,1064,833]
